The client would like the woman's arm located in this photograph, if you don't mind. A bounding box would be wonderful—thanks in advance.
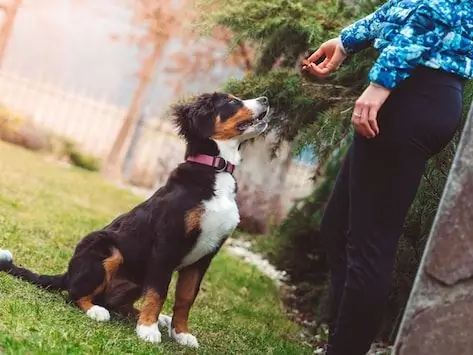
[350,0,461,139]
[303,1,395,77]
[368,0,461,89]
[339,1,394,55]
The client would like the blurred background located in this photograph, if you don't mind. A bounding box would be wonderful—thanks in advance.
[0,0,315,235]
[0,0,472,350]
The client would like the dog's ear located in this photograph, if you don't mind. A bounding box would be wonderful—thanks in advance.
[172,93,218,139]
[172,102,193,138]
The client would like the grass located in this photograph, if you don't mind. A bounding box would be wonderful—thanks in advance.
[0,141,312,355]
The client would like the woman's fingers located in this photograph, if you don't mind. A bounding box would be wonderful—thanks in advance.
[352,102,376,138]
[306,52,345,77]
[325,50,345,71]
[351,83,391,138]
[307,63,331,78]
[319,57,330,69]
[352,108,365,136]
[368,107,380,136]
[303,38,348,78]
[307,46,325,64]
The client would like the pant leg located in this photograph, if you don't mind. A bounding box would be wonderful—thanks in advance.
[320,144,353,340]
[325,67,464,355]
[327,134,429,355]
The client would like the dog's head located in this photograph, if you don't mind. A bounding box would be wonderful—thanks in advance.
[172,92,270,144]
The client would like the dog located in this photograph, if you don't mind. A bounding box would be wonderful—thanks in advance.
[0,92,270,348]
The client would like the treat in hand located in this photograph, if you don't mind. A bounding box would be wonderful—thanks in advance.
[301,59,310,72]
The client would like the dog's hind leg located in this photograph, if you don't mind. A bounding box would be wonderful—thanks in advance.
[100,278,142,320]
[68,246,124,322]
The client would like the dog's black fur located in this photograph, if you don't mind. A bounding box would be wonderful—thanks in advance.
[0,92,269,347]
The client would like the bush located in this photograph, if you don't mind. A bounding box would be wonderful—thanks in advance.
[68,149,100,172]
[0,107,48,151]
[0,106,101,172]
[198,0,473,344]
[260,79,473,341]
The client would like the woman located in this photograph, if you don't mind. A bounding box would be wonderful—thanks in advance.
[304,0,472,354]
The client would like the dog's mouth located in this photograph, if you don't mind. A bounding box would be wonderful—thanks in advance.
[237,107,270,132]
[255,109,269,121]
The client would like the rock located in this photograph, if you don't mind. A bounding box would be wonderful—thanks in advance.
[397,296,473,354]
[393,104,473,354]
[423,174,473,285]
[225,238,288,287]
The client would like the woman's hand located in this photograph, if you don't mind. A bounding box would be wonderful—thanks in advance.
[352,83,391,138]
[303,38,347,78]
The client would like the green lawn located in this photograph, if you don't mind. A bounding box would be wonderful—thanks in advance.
[0,141,311,355]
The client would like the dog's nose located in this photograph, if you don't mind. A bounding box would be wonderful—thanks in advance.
[257,96,269,105]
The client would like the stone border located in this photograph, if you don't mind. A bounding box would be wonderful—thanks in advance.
[393,103,473,354]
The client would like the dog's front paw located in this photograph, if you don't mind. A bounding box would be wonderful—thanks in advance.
[136,323,161,343]
[158,314,172,334]
[86,305,110,322]
[171,328,199,348]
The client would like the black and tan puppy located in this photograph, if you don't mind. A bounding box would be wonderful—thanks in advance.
[0,92,270,348]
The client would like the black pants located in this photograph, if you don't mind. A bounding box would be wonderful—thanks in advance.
[322,66,465,355]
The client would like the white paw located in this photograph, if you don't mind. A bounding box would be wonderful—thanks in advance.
[158,314,172,334]
[171,328,199,348]
[86,305,110,322]
[136,323,161,343]
[0,249,13,263]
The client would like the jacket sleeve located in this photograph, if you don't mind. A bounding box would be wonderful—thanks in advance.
[368,0,461,89]
[339,1,394,55]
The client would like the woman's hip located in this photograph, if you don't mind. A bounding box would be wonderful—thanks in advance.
[375,66,465,157]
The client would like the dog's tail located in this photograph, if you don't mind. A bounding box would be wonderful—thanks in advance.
[0,249,67,291]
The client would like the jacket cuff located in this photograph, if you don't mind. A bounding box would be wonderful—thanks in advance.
[339,28,356,55]
[368,64,404,90]
[339,25,370,55]
[337,35,348,56]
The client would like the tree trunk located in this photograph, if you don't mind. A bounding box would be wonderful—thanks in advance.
[0,0,22,68]
[102,41,163,180]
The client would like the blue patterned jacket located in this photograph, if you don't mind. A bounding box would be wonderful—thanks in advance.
[339,0,473,89]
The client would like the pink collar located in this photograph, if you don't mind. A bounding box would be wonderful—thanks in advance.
[186,154,235,174]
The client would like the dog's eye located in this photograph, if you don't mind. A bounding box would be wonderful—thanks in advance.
[229,99,238,104]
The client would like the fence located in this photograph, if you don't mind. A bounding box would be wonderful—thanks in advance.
[0,70,126,158]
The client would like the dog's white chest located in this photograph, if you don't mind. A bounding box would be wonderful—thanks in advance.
[179,173,239,268]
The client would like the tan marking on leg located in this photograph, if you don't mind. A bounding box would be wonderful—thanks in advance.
[138,289,165,326]
[103,247,124,283]
[172,267,201,334]
[104,278,141,319]
[185,205,204,234]
[94,247,124,295]
[77,296,94,312]
[76,248,124,312]
[212,107,253,140]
